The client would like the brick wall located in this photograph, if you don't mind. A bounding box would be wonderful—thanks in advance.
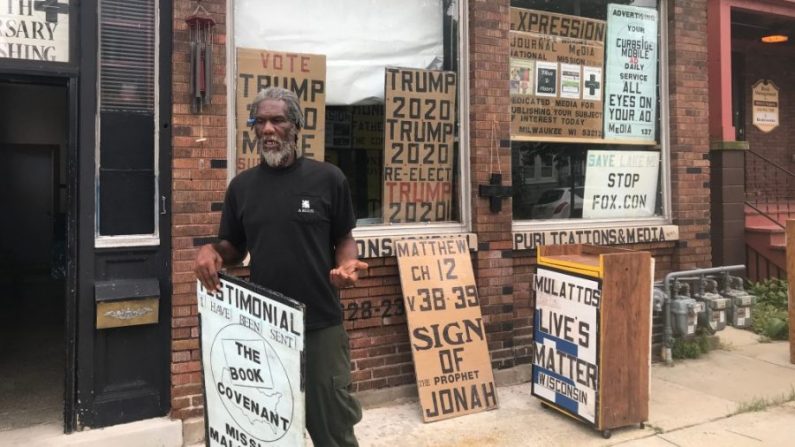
[668,0,713,270]
[170,0,228,421]
[168,0,711,429]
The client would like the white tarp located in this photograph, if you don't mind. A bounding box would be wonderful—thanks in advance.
[198,274,305,446]
[235,0,446,105]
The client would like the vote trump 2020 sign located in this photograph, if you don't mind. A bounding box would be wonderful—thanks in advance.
[198,273,305,446]
[532,266,601,424]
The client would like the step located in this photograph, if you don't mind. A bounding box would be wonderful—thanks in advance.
[0,417,183,447]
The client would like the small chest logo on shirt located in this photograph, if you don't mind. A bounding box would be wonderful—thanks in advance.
[298,198,315,214]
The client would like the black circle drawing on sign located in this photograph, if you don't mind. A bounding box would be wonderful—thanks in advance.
[210,323,295,442]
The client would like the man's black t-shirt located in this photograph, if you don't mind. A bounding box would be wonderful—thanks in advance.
[218,158,356,331]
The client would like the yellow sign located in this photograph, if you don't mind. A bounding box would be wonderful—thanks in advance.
[383,67,456,223]
[395,237,498,422]
[236,48,326,171]
[752,80,779,133]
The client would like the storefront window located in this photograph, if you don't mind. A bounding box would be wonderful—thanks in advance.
[232,0,464,227]
[510,0,666,223]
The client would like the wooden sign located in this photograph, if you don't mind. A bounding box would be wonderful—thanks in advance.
[236,48,326,171]
[509,8,605,142]
[603,4,659,142]
[0,0,71,62]
[383,67,456,223]
[198,273,305,446]
[752,80,779,133]
[532,266,601,423]
[395,237,498,422]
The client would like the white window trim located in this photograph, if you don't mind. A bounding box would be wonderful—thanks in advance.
[512,0,673,235]
[226,0,472,239]
[94,0,161,248]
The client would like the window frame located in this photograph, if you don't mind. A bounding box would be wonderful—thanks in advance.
[226,0,472,239]
[94,0,161,248]
[510,0,673,234]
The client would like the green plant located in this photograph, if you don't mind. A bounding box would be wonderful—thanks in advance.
[748,278,789,340]
[733,387,795,415]
[671,330,716,359]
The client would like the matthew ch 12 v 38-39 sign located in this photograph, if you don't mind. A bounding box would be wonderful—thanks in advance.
[197,273,305,447]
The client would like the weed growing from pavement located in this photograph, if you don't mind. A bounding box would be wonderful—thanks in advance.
[733,387,795,415]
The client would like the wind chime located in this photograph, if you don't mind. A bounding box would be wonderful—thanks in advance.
[186,1,215,141]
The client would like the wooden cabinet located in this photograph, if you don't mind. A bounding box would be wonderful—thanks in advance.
[532,244,652,438]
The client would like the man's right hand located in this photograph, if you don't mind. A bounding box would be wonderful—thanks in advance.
[194,244,224,292]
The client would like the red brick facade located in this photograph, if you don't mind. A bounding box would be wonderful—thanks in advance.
[169,0,713,427]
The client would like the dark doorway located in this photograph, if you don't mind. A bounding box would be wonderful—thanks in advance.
[0,80,69,432]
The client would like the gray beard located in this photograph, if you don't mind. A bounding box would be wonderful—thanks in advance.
[259,140,297,168]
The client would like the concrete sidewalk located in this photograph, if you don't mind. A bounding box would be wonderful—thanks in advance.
[354,328,795,447]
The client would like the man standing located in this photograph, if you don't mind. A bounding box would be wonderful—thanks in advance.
[194,87,368,446]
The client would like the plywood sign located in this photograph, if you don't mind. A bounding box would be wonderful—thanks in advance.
[509,7,605,141]
[532,266,601,424]
[752,80,779,133]
[395,237,497,422]
[383,67,456,223]
[603,4,659,142]
[236,48,326,171]
[198,273,305,446]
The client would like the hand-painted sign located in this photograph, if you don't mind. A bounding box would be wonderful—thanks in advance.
[582,150,659,218]
[395,237,497,422]
[0,0,70,62]
[198,273,305,446]
[513,224,678,251]
[532,266,601,424]
[509,7,605,142]
[752,80,779,133]
[603,5,658,142]
[236,48,326,171]
[383,67,456,223]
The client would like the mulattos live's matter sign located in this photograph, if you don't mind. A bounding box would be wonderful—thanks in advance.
[236,48,326,171]
[532,266,601,424]
[383,67,456,223]
[0,0,70,62]
[752,80,779,133]
[582,150,659,219]
[603,4,658,142]
[395,237,498,422]
[198,273,305,446]
[509,7,605,142]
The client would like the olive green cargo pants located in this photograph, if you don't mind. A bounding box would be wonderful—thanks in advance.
[305,324,362,446]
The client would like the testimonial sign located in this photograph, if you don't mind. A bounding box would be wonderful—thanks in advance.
[532,266,601,424]
[0,0,70,62]
[236,48,326,171]
[582,150,659,218]
[395,237,497,422]
[603,4,659,142]
[198,274,305,446]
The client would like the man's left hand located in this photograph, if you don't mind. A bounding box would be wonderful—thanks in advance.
[330,259,369,289]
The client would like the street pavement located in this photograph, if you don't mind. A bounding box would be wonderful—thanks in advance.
[353,327,795,447]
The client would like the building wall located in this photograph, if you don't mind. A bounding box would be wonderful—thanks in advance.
[169,0,713,425]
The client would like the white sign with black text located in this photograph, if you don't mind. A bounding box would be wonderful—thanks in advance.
[532,266,601,424]
[0,0,70,62]
[583,150,659,219]
[603,4,658,141]
[198,273,305,447]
